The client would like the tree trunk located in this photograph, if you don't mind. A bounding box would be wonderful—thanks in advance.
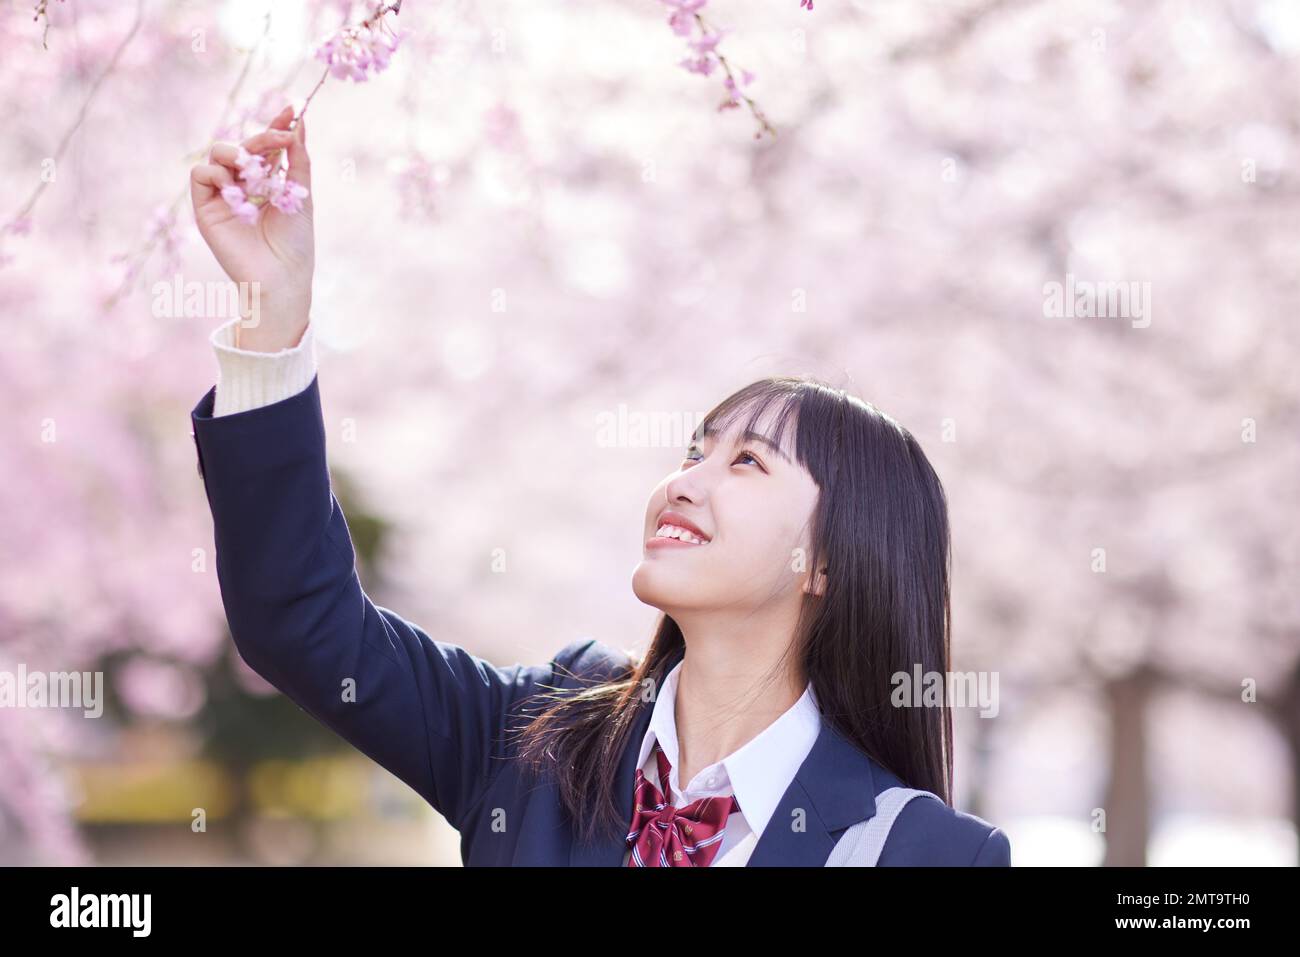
[1101,666,1154,866]
[1280,657,1300,867]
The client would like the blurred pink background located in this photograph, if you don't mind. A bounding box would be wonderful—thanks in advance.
[0,0,1296,865]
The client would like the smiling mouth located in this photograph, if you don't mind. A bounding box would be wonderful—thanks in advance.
[647,523,710,547]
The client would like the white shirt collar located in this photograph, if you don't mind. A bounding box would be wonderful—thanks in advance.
[634,659,822,840]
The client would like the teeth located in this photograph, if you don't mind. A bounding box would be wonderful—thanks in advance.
[656,523,707,545]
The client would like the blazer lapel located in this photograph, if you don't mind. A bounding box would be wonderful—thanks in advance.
[569,645,685,866]
[567,648,882,867]
[745,719,879,866]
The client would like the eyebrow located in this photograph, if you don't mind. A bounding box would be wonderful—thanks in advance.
[691,425,792,465]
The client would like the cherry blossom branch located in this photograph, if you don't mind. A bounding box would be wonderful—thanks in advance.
[218,1,406,224]
[102,11,278,308]
[692,11,775,139]
[252,1,406,187]
[295,66,332,131]
[33,0,65,50]
[103,1,407,307]
[298,1,406,126]
[4,0,144,242]
[656,0,812,139]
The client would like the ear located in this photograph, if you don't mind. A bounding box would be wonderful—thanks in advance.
[803,566,828,598]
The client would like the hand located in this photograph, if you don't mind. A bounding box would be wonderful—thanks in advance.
[190,104,315,352]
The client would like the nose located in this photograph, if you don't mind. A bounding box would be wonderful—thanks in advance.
[665,468,704,508]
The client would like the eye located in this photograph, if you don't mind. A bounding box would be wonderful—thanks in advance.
[681,442,759,468]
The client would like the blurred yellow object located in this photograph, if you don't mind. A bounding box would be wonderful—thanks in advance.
[71,759,235,823]
[247,756,367,819]
[69,755,368,823]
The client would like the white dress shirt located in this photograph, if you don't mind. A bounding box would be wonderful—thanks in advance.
[622,660,822,866]
[204,321,827,866]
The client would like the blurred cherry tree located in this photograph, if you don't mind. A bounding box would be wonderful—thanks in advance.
[1,0,1297,864]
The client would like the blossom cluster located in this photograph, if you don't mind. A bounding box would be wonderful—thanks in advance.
[313,20,404,82]
[655,0,809,134]
[220,146,308,225]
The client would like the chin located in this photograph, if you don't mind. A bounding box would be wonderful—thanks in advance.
[632,562,687,611]
[630,562,663,608]
[632,562,716,614]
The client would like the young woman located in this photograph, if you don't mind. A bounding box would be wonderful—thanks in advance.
[188,106,1010,867]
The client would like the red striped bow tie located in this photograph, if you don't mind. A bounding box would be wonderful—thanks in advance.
[625,741,740,867]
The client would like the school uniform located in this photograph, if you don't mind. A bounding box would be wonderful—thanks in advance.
[188,319,1012,866]
[621,659,822,866]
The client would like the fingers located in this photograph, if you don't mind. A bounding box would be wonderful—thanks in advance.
[263,102,311,190]
[190,162,236,208]
[208,142,240,171]
[284,115,311,191]
[267,104,294,132]
[209,131,290,170]
[241,129,296,156]
[202,105,311,200]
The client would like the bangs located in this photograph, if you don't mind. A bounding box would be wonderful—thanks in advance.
[692,375,891,487]
[692,379,808,468]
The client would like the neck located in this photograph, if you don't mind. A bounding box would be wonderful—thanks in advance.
[667,608,806,788]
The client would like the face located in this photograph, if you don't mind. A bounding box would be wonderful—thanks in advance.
[631,406,825,617]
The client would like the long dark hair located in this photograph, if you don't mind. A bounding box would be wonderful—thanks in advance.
[512,375,954,846]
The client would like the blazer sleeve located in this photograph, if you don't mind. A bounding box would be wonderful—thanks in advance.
[190,376,590,831]
[970,826,1011,866]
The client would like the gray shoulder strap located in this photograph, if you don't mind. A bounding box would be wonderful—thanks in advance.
[824,787,943,866]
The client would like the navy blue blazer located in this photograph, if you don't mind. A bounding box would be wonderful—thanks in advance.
[190,376,1011,866]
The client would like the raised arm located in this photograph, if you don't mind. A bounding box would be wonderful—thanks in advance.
[190,378,563,829]
[188,106,567,830]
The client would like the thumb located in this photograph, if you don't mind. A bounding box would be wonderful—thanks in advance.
[285,116,311,192]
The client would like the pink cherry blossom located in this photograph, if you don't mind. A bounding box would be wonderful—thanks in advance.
[689,30,726,54]
[657,0,777,137]
[223,191,260,225]
[269,180,309,214]
[679,54,717,77]
[664,0,707,36]
[314,21,406,83]
[219,144,308,224]
[235,145,266,174]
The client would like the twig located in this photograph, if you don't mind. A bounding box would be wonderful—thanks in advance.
[694,11,776,139]
[34,0,65,50]
[7,0,145,230]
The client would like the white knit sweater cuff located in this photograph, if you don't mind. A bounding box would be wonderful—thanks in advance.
[210,318,318,417]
